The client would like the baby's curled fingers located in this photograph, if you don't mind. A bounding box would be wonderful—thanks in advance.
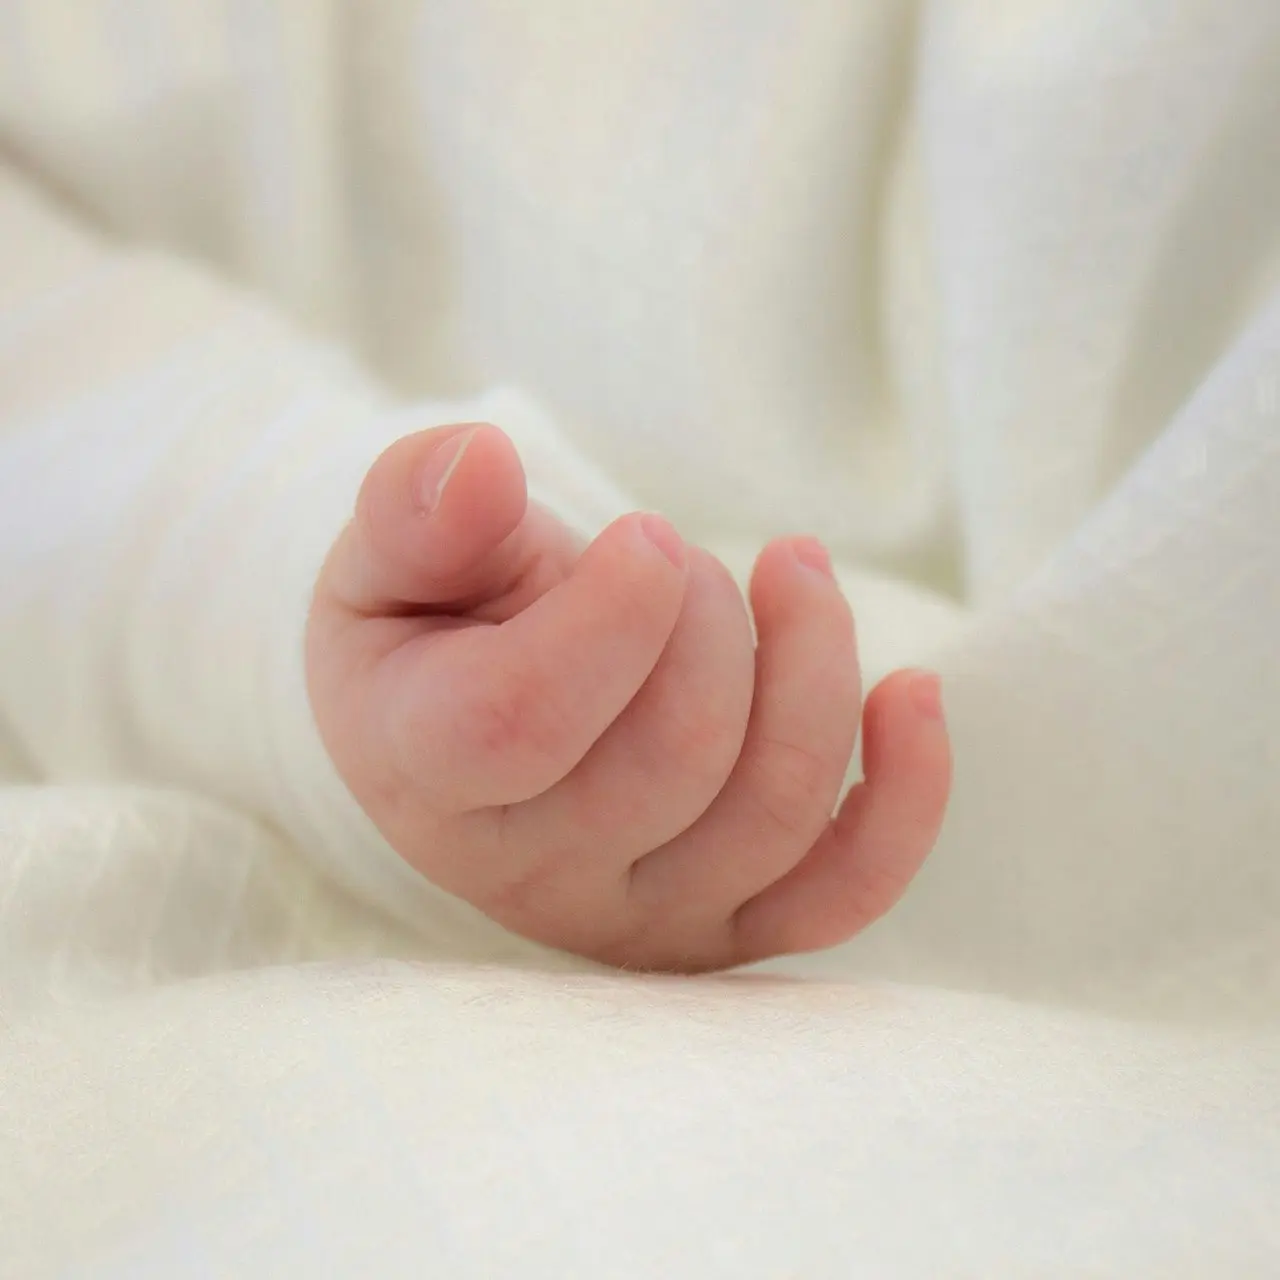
[729,667,951,964]
[623,536,860,949]
[485,547,755,882]
[376,512,690,812]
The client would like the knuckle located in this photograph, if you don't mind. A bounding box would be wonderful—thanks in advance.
[479,814,568,928]
[463,673,569,769]
[855,863,911,924]
[845,843,918,924]
[466,680,533,754]
[751,736,832,839]
[482,857,555,924]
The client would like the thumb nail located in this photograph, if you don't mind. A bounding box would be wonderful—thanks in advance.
[417,428,476,514]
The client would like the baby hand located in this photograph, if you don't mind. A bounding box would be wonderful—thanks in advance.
[307,424,950,970]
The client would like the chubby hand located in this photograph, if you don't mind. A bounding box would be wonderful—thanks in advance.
[307,423,951,971]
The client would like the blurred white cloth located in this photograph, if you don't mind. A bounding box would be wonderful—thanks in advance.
[0,1,1277,1273]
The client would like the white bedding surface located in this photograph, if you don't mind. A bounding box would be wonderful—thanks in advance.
[3,955,1278,1276]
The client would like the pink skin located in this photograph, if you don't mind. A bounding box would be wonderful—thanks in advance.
[307,423,952,972]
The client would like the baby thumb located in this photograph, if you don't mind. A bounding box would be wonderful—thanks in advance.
[322,422,529,613]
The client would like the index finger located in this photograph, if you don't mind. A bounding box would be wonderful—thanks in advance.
[379,511,689,810]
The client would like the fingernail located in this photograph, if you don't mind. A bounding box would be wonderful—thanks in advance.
[417,428,475,514]
[639,512,686,568]
[790,536,834,579]
[910,671,944,721]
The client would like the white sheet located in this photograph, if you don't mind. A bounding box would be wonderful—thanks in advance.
[4,959,1278,1278]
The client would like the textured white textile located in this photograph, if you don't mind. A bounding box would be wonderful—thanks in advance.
[0,2,1277,1273]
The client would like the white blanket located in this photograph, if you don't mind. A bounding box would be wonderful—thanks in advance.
[1,2,1278,1273]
